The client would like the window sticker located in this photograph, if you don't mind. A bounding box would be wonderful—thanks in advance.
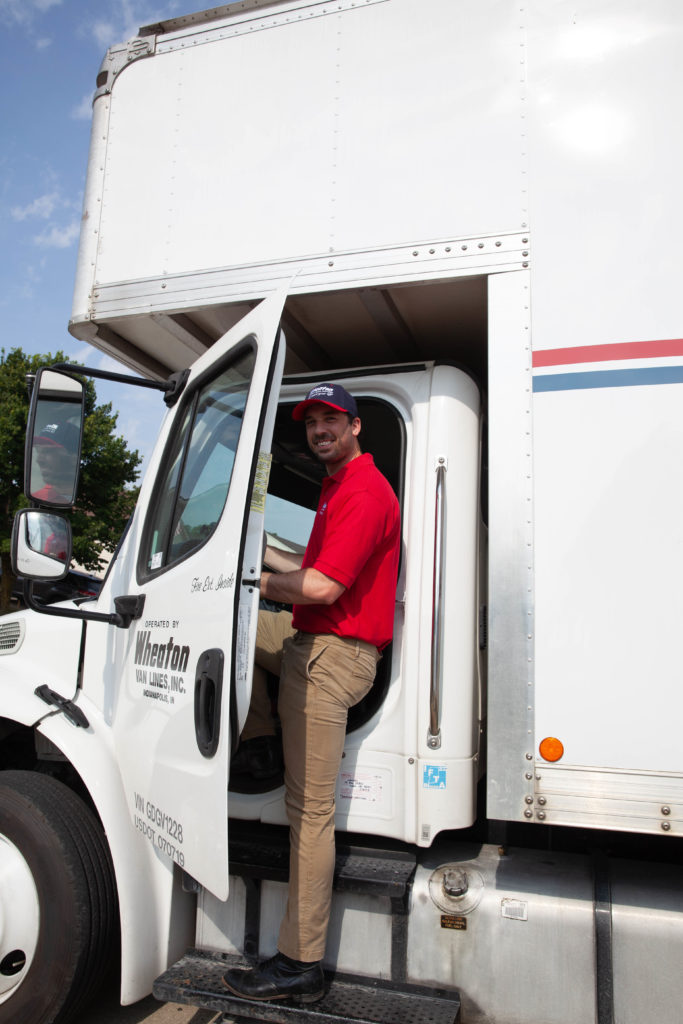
[236,604,252,685]
[250,452,272,513]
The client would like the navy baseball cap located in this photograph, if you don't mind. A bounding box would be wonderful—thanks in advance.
[292,382,358,421]
[35,421,80,454]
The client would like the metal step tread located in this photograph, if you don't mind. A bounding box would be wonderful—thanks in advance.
[154,950,461,1024]
[228,834,417,897]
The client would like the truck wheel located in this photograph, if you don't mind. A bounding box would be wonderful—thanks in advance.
[0,770,118,1024]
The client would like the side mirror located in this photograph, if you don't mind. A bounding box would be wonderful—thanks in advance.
[11,509,72,581]
[25,367,84,508]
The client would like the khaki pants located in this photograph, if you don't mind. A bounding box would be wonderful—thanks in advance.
[240,610,296,740]
[246,610,379,961]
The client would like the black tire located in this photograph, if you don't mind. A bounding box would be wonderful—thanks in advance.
[0,770,118,1024]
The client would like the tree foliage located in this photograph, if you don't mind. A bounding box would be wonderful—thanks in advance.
[0,348,142,614]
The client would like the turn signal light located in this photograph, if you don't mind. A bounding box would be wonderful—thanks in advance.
[539,736,564,762]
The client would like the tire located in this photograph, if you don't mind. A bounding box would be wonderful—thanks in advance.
[0,770,118,1024]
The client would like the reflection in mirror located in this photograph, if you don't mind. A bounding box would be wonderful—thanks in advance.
[27,368,84,508]
[12,509,72,581]
[26,511,70,562]
[38,369,83,397]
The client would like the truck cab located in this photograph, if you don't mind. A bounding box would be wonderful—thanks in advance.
[3,1,683,1022]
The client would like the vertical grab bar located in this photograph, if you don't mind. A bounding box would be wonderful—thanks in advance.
[428,458,447,749]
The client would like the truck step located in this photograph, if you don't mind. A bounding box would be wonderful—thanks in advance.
[225,833,417,981]
[154,950,461,1024]
[229,829,417,898]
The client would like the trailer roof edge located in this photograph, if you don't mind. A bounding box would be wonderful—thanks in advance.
[139,0,297,37]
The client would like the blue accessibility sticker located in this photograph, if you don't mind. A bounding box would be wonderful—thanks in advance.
[423,765,447,789]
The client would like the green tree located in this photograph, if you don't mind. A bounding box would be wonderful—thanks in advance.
[0,348,142,614]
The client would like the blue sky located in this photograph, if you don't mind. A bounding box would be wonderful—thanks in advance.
[1,0,204,475]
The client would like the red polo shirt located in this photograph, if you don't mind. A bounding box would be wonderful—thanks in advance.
[292,453,400,648]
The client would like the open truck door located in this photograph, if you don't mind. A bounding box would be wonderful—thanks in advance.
[108,288,286,900]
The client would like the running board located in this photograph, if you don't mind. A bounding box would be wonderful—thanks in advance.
[228,832,418,982]
[154,950,461,1024]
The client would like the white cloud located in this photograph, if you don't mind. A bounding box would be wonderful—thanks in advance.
[0,258,47,306]
[11,191,61,221]
[35,36,52,49]
[0,0,62,26]
[0,0,27,25]
[92,19,117,48]
[71,93,93,121]
[9,183,83,249]
[33,219,80,249]
[88,1,185,49]
[72,342,100,364]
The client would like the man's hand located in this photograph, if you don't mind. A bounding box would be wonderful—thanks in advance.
[261,568,345,606]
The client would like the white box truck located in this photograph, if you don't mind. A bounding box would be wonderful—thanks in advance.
[2,1,683,1022]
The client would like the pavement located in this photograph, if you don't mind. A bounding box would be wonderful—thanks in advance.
[74,976,223,1024]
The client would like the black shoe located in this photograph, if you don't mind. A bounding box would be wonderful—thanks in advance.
[222,952,325,1004]
[230,736,282,779]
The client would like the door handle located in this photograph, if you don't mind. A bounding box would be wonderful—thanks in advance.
[194,648,224,758]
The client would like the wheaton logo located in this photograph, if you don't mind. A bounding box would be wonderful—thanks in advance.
[134,631,190,672]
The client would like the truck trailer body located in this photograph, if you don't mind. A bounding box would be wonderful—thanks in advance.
[1,1,682,1022]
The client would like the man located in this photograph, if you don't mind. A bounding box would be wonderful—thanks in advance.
[32,421,80,505]
[223,382,401,1004]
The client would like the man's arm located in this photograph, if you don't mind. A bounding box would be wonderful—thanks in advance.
[263,544,304,574]
[260,568,345,606]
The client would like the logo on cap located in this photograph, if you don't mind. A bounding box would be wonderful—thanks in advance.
[291,382,358,421]
[36,420,80,453]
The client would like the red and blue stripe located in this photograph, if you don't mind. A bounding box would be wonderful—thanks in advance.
[532,339,683,392]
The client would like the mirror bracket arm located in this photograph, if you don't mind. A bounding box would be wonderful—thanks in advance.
[51,363,189,407]
[25,582,145,629]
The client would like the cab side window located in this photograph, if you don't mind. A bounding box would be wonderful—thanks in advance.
[142,347,256,575]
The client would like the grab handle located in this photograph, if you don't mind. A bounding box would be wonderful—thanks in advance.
[428,458,447,749]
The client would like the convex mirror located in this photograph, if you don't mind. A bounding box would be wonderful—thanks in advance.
[11,509,72,580]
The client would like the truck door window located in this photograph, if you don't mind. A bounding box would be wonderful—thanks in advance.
[265,494,315,553]
[142,347,256,574]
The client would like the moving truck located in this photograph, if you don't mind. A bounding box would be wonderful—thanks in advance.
[2,1,683,1021]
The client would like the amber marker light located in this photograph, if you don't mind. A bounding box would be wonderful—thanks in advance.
[539,737,564,762]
